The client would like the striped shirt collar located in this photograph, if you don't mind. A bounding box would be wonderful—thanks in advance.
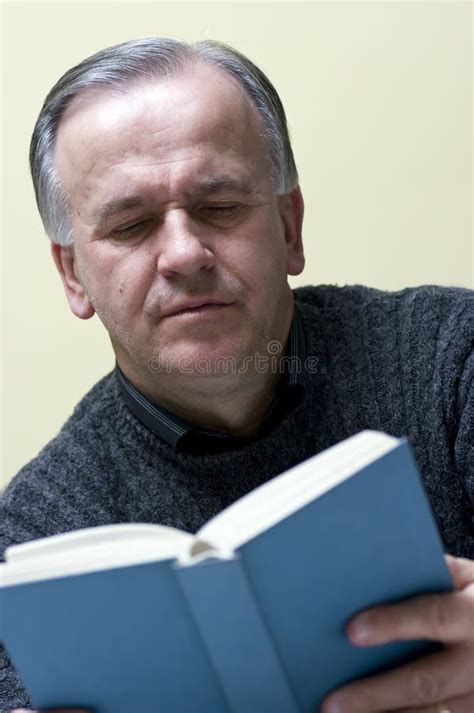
[116,305,307,451]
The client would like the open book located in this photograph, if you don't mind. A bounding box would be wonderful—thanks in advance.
[0,431,452,713]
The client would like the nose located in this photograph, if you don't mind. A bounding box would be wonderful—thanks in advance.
[156,209,215,278]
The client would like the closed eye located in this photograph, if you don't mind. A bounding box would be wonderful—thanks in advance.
[199,205,240,217]
[112,220,151,238]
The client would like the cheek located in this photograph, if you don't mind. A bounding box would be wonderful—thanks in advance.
[81,245,154,311]
[222,214,286,276]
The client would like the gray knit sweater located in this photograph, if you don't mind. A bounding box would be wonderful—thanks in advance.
[1,284,473,711]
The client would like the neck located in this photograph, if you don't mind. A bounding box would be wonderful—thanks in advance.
[164,368,285,437]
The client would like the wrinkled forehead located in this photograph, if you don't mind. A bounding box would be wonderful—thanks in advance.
[54,64,270,186]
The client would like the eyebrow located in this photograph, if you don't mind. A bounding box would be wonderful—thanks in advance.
[93,196,147,229]
[191,176,255,197]
[92,175,256,229]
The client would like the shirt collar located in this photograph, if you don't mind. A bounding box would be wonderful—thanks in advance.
[116,304,307,451]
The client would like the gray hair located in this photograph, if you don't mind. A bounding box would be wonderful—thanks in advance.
[30,37,299,246]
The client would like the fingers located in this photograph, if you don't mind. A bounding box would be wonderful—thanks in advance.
[347,589,474,645]
[320,644,474,713]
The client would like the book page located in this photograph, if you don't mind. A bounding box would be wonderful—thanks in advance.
[1,524,195,586]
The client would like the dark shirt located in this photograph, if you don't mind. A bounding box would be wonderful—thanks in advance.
[116,306,307,453]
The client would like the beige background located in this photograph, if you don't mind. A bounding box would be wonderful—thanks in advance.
[2,1,472,488]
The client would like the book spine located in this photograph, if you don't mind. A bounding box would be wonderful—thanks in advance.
[174,556,301,713]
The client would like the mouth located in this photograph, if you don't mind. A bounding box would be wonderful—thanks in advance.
[162,299,234,318]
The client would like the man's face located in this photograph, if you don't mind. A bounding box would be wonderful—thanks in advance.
[53,63,304,389]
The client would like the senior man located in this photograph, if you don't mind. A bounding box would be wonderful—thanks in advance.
[2,37,473,713]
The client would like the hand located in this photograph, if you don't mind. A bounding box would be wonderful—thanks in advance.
[320,555,474,713]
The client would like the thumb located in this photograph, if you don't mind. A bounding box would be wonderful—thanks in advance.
[445,554,474,590]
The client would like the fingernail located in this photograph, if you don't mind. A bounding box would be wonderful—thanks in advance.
[350,613,374,643]
[321,694,347,713]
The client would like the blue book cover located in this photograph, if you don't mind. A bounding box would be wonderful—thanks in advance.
[0,432,452,713]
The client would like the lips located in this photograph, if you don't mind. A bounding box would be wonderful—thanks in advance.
[162,298,233,318]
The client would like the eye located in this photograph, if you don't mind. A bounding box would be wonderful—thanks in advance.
[112,220,150,239]
[199,205,241,218]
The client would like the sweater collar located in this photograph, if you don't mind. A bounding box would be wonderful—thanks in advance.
[116,305,307,452]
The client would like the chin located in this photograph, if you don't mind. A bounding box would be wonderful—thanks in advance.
[148,342,251,380]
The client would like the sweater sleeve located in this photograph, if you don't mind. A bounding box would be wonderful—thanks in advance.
[0,424,120,712]
[0,647,30,713]
[438,290,474,557]
[454,346,474,543]
[405,286,474,558]
[400,286,474,557]
[0,470,50,711]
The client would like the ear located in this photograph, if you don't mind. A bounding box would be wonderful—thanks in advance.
[277,186,305,276]
[51,242,95,319]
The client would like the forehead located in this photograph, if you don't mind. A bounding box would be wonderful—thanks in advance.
[54,64,270,212]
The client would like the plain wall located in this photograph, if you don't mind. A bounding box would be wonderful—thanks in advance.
[2,0,472,488]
